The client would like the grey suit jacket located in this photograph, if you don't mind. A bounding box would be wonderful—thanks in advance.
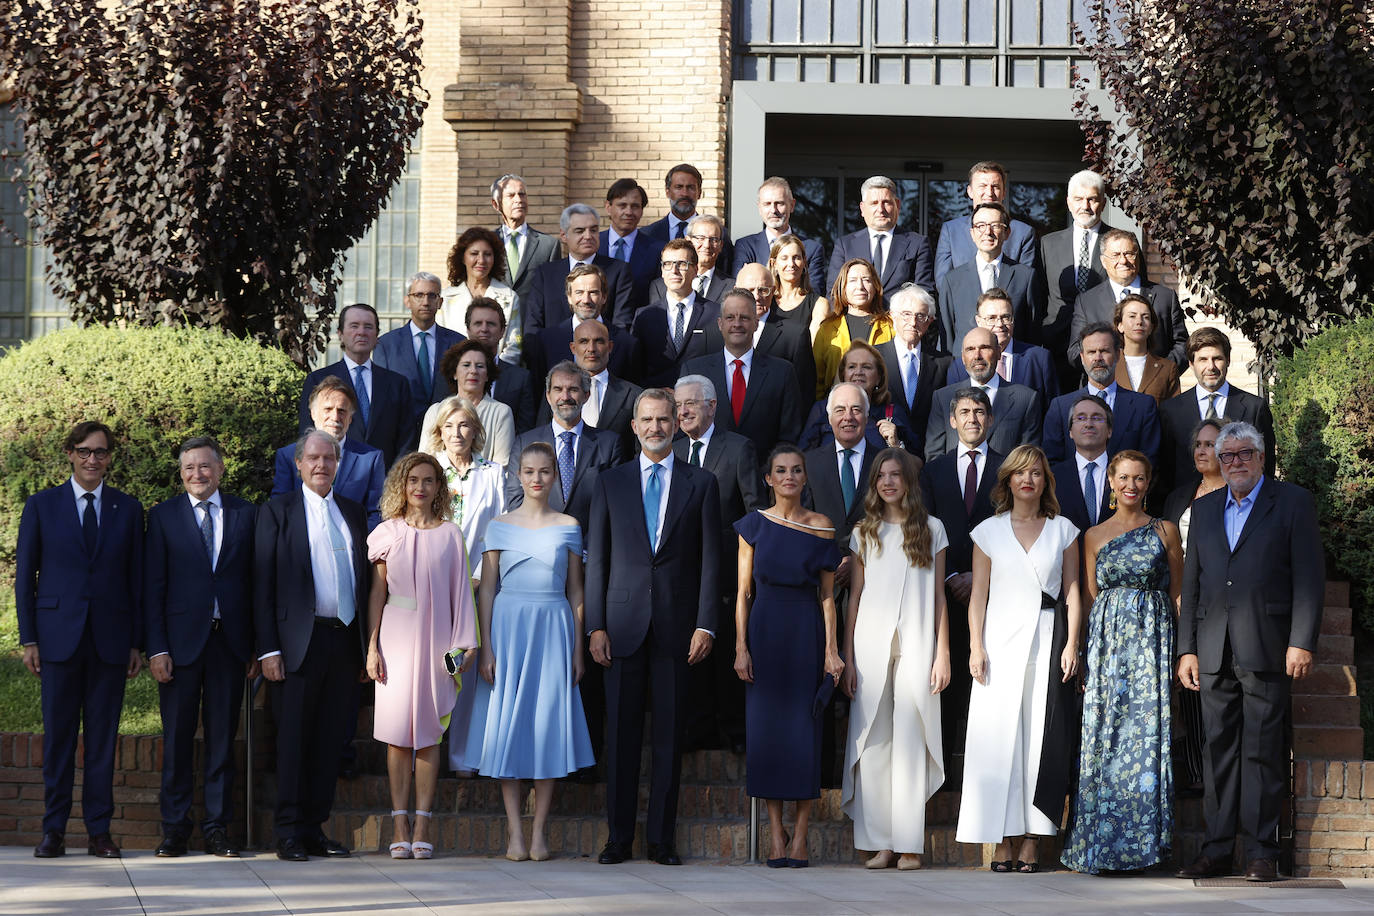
[924,380,1043,462]
[934,254,1045,354]
[502,225,561,302]
[1068,280,1189,369]
[1039,221,1117,351]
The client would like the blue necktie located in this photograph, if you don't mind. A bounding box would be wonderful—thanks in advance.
[558,431,576,503]
[325,503,356,626]
[903,351,918,407]
[613,238,628,262]
[416,331,431,393]
[1084,462,1098,525]
[352,365,370,430]
[644,463,663,550]
[840,449,856,513]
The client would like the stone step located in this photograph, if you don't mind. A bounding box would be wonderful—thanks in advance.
[1325,581,1350,608]
[1294,725,1366,760]
[1292,695,1361,728]
[1316,633,1355,666]
[1322,605,1352,636]
[1294,664,1360,698]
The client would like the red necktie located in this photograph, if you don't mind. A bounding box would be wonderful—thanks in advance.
[964,450,979,517]
[731,358,747,424]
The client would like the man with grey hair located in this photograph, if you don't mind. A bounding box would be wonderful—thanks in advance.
[1175,421,1323,883]
[876,282,951,455]
[925,326,1043,461]
[651,214,733,304]
[827,175,935,296]
[733,177,826,292]
[373,270,464,451]
[522,203,633,336]
[490,173,559,300]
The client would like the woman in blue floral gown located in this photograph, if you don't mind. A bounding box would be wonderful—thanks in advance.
[1061,450,1184,875]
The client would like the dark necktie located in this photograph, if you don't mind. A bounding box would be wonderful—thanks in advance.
[1076,230,1091,293]
[673,304,687,352]
[198,500,215,564]
[1205,392,1218,420]
[840,449,857,513]
[674,220,686,239]
[416,331,431,393]
[871,233,886,280]
[558,431,576,503]
[690,440,703,466]
[1084,462,1098,525]
[964,450,979,517]
[352,366,370,430]
[82,492,98,554]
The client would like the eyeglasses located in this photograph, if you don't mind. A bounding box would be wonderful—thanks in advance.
[661,260,693,273]
[687,234,722,246]
[1103,251,1138,261]
[1217,448,1257,465]
[978,314,1013,326]
[1071,413,1109,425]
[971,222,1007,234]
[408,292,440,301]
[73,447,111,460]
[741,286,774,295]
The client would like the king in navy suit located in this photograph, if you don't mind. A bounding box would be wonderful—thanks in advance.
[17,421,144,859]
[275,375,384,530]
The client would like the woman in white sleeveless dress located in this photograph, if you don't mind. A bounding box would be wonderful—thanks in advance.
[841,448,950,871]
[956,445,1083,873]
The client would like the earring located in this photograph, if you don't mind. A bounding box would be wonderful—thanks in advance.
[1108,491,1118,510]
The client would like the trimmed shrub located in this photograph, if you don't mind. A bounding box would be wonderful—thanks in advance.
[0,325,303,578]
[1272,317,1374,630]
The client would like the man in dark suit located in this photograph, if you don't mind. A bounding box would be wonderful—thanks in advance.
[145,437,256,859]
[533,264,641,385]
[926,327,1043,461]
[274,375,384,530]
[587,388,721,866]
[827,175,935,296]
[1159,327,1276,494]
[674,374,763,751]
[255,430,370,861]
[935,203,1045,353]
[641,163,734,274]
[372,271,465,451]
[462,298,538,433]
[947,288,1059,410]
[522,203,634,334]
[649,214,733,305]
[678,289,803,463]
[17,421,143,859]
[710,263,818,405]
[875,283,950,456]
[934,161,1039,284]
[491,174,560,301]
[732,177,826,292]
[1067,229,1188,370]
[919,388,1004,780]
[298,303,411,467]
[632,239,720,387]
[1176,421,1323,883]
[600,178,666,318]
[1043,323,1161,467]
[1049,395,1115,536]
[536,318,642,458]
[1040,170,1116,386]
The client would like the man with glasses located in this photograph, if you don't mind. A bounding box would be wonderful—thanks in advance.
[373,271,465,450]
[1049,395,1116,537]
[733,177,826,292]
[631,239,719,387]
[934,161,1040,285]
[935,202,1045,355]
[490,174,560,301]
[947,289,1058,410]
[875,283,950,455]
[1068,229,1188,370]
[1176,421,1323,883]
[18,421,144,859]
[651,213,733,305]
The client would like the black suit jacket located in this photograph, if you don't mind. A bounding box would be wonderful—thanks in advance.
[934,254,1046,353]
[536,373,642,459]
[252,488,370,672]
[1179,479,1324,673]
[501,224,561,301]
[827,228,935,296]
[1050,458,1115,538]
[585,459,722,655]
[919,448,1005,577]
[523,256,635,334]
[1068,280,1189,370]
[533,318,641,386]
[144,493,256,665]
[674,429,764,592]
[492,360,539,434]
[734,230,826,292]
[678,350,803,463]
[684,311,817,407]
[803,441,878,551]
[631,296,720,388]
[505,423,624,531]
[1043,386,1161,468]
[925,381,1043,462]
[298,361,411,467]
[876,340,950,456]
[1159,385,1276,492]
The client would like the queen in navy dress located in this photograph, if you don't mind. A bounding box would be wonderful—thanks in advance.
[734,443,844,868]
[461,441,594,862]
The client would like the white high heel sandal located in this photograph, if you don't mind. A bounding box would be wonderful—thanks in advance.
[412,810,434,859]
[389,810,413,859]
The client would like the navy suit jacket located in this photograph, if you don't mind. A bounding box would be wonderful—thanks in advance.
[522,256,635,334]
[827,229,935,296]
[947,339,1059,412]
[143,492,256,665]
[733,230,826,292]
[501,224,561,302]
[585,459,721,656]
[683,313,817,408]
[492,360,539,434]
[919,448,1004,577]
[599,230,665,318]
[1043,386,1161,467]
[876,340,950,456]
[642,214,734,274]
[631,296,720,388]
[252,487,369,672]
[678,350,804,464]
[272,438,384,531]
[934,255,1046,353]
[1050,458,1115,537]
[934,214,1039,284]
[15,482,144,665]
[925,381,1043,462]
[1068,280,1189,370]
[298,360,411,468]
[505,423,625,531]
[373,322,465,442]
[532,318,641,386]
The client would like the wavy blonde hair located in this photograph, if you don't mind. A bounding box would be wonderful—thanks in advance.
[379,452,453,522]
[990,444,1059,518]
[854,448,933,568]
[426,396,487,457]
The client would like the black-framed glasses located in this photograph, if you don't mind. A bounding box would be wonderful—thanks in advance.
[73,447,111,460]
[1218,448,1257,465]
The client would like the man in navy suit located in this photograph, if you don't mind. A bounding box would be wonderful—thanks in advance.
[1043,323,1161,466]
[1050,395,1116,537]
[373,271,465,451]
[587,388,721,866]
[533,264,641,386]
[1040,170,1117,387]
[934,161,1039,284]
[1067,229,1188,370]
[491,174,560,301]
[600,178,666,319]
[632,239,720,387]
[274,375,383,530]
[649,214,734,306]
[536,318,642,458]
[297,303,411,467]
[876,284,951,456]
[733,177,826,292]
[926,327,1043,461]
[641,163,734,274]
[935,203,1046,353]
[17,421,143,859]
[827,175,935,296]
[947,289,1059,409]
[255,430,370,862]
[522,203,634,334]
[145,437,256,859]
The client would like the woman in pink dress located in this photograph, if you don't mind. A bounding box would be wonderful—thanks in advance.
[365,452,478,860]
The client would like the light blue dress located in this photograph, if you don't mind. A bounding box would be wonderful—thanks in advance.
[461,521,594,779]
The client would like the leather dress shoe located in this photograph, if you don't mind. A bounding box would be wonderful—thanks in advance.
[647,843,682,866]
[204,829,240,858]
[597,841,631,865]
[1245,858,1279,882]
[302,834,350,858]
[1175,854,1231,879]
[33,830,65,858]
[87,834,121,858]
[276,837,308,861]
[155,836,189,857]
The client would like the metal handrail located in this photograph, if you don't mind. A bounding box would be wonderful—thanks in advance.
[243,673,266,849]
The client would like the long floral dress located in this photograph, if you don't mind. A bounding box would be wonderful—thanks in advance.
[1061,520,1174,873]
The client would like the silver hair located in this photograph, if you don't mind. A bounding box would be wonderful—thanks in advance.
[686,213,724,234]
[675,373,717,403]
[490,173,525,202]
[560,203,597,233]
[546,359,591,394]
[888,282,935,312]
[1067,169,1107,198]
[294,428,341,462]
[860,175,899,198]
[757,176,794,202]
[405,271,441,297]
[827,380,870,414]
[1215,421,1265,456]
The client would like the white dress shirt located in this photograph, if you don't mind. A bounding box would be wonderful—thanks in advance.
[723,347,754,401]
[502,223,528,261]
[302,486,354,620]
[1073,224,1101,269]
[685,423,716,465]
[341,354,374,404]
[1075,451,1108,526]
[583,372,610,427]
[666,291,699,338]
[976,253,1004,292]
[551,419,585,466]
[834,437,867,484]
[70,477,104,524]
[972,372,1002,408]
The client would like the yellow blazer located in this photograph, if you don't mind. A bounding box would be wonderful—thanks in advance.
[1116,353,1180,406]
[812,313,895,400]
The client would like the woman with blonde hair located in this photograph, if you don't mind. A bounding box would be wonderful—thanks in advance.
[812,258,894,399]
[365,452,479,860]
[841,448,949,870]
[419,339,515,466]
[767,233,829,335]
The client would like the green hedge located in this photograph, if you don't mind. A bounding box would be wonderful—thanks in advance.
[1273,317,1374,631]
[0,325,303,580]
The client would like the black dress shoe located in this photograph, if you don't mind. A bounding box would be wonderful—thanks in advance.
[1245,858,1279,882]
[33,830,65,858]
[155,836,189,857]
[597,841,631,864]
[1176,854,1231,879]
[87,834,121,858]
[302,834,350,858]
[647,843,682,866]
[204,829,240,858]
[276,838,308,861]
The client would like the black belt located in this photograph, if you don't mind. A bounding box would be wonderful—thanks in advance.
[1040,591,1058,610]
[313,616,348,629]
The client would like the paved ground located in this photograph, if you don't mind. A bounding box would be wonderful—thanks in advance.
[2,847,1373,916]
